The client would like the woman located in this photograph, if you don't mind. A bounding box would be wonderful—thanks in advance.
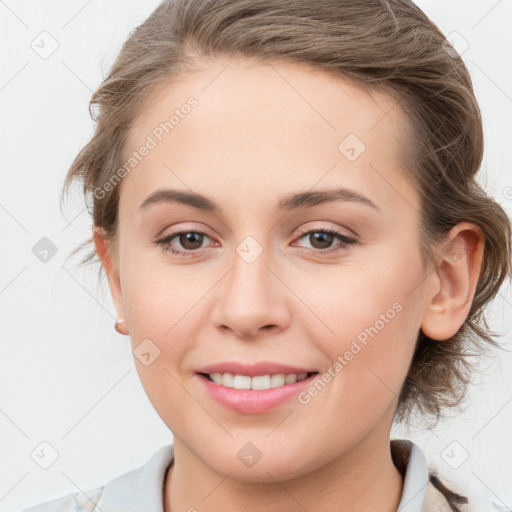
[24,0,512,511]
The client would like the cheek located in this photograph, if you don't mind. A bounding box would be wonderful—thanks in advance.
[292,246,423,398]
[121,240,199,338]
[121,261,200,420]
[119,267,197,412]
[293,253,421,342]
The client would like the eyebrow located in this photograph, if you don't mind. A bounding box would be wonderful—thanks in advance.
[139,187,381,213]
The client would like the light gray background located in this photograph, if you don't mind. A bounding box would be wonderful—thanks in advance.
[1,1,511,511]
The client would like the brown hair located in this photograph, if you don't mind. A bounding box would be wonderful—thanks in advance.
[61,0,511,430]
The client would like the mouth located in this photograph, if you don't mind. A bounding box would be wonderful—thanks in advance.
[198,371,319,390]
[196,364,319,415]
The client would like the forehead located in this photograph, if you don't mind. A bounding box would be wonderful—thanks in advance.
[121,58,415,215]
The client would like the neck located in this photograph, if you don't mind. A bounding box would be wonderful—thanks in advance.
[164,430,404,512]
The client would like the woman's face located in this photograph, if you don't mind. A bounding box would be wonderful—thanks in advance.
[103,58,432,479]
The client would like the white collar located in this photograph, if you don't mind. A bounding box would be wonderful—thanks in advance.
[96,444,173,511]
[392,439,430,511]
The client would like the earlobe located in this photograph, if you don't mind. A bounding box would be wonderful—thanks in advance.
[420,223,484,341]
[93,226,127,328]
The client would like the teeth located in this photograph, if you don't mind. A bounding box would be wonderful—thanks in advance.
[211,373,223,385]
[285,374,297,384]
[208,372,310,390]
[252,375,271,390]
[270,374,285,388]
[233,375,252,389]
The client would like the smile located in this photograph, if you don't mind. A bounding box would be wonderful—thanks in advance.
[196,372,320,414]
[202,372,315,390]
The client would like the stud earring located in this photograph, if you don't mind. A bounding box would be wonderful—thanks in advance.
[114,318,129,335]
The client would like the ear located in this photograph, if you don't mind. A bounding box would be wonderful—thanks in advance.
[420,222,484,341]
[93,226,127,323]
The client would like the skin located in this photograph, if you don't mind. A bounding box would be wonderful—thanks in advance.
[94,57,484,512]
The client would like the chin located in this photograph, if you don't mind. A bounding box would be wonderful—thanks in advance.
[228,464,306,483]
[204,448,316,483]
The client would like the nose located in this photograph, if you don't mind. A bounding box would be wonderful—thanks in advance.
[211,249,291,340]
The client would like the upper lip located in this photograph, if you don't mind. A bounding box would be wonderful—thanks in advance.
[196,361,318,377]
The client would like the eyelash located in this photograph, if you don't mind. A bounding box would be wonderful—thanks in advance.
[155,227,356,256]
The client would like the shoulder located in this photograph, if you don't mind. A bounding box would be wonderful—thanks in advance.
[425,472,511,512]
[22,487,103,512]
[390,438,508,512]
[22,444,174,512]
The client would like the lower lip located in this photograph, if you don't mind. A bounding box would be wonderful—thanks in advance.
[196,373,319,414]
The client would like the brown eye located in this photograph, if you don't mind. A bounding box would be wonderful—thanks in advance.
[156,230,213,255]
[308,232,336,250]
[295,227,356,253]
[177,232,204,251]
